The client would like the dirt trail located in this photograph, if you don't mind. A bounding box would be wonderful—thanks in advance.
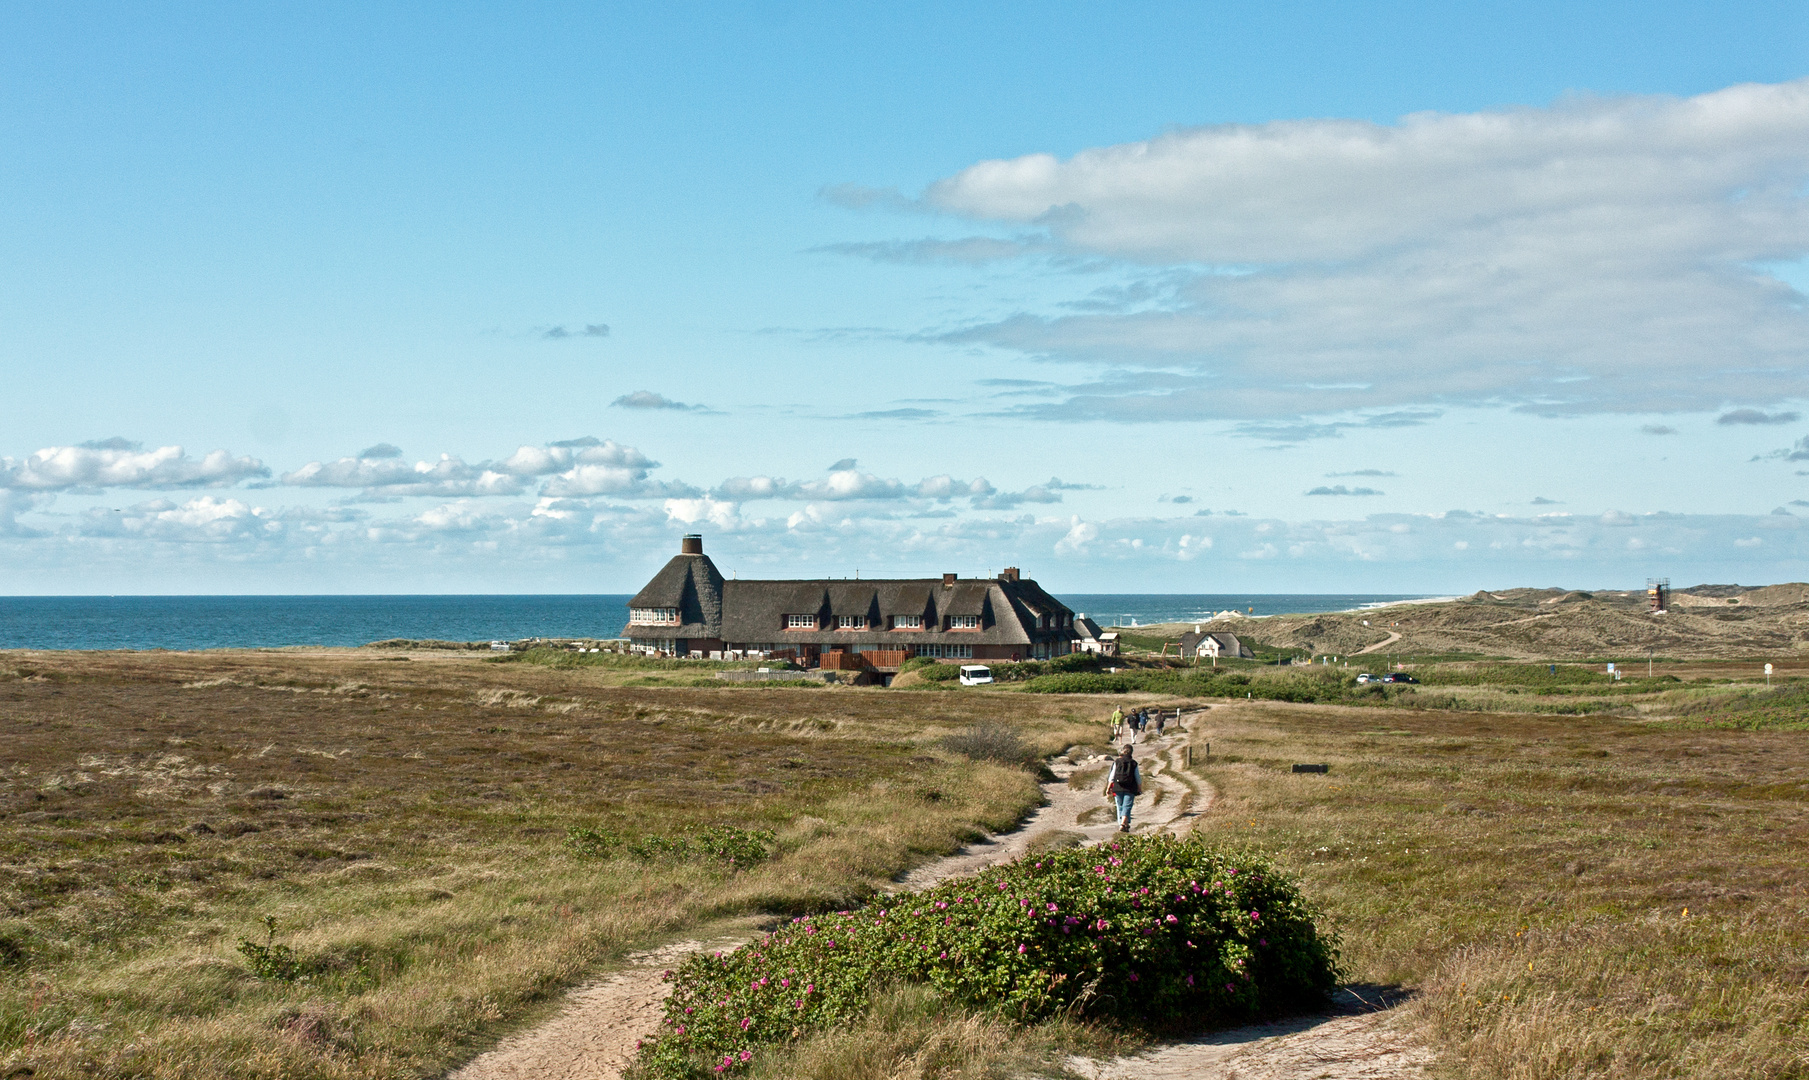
[1068,988,1431,1079]
[451,714,1427,1079]
[1353,631,1403,655]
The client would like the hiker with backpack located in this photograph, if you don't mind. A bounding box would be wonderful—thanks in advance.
[1110,706,1124,742]
[1105,744,1142,831]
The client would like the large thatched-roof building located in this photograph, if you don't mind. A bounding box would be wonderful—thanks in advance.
[622,535,1076,665]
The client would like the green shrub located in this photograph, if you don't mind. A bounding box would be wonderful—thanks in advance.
[634,836,1339,1077]
[1417,663,1611,689]
[1022,673,1138,694]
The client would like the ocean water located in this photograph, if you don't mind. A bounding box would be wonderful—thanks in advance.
[0,593,1433,652]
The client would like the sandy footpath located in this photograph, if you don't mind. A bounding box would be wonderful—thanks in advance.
[450,715,1428,1079]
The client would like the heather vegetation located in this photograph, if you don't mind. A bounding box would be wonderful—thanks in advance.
[634,837,1339,1078]
[0,649,1093,1080]
[2,636,1805,1080]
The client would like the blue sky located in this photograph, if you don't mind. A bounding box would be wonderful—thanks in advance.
[4,1,1808,594]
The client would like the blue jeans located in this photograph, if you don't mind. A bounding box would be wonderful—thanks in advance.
[1115,793,1136,827]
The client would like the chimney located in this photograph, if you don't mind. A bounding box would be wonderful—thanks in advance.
[942,572,957,587]
[1000,566,1020,581]
[681,534,703,555]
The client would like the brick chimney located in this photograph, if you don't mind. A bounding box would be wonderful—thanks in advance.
[942,572,957,587]
[1000,566,1019,581]
[681,534,704,555]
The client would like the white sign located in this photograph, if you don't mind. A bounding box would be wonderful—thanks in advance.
[1606,663,1615,672]
[1765,663,1773,675]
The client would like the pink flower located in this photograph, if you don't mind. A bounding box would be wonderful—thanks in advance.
[1017,944,1026,953]
[740,1051,752,1062]
[1165,914,1178,923]
[739,1017,751,1030]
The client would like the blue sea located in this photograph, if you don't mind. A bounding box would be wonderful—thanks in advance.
[0,593,1435,652]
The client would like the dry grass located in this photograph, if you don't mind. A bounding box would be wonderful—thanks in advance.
[0,649,1098,1080]
[1183,700,1809,1079]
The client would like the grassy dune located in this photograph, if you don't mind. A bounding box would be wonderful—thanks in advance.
[1187,702,1809,1079]
[3,648,1806,1079]
[0,650,1101,1079]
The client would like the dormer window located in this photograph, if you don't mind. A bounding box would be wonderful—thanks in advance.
[891,614,923,630]
[785,613,818,629]
[836,615,866,630]
[630,607,679,625]
[948,615,979,629]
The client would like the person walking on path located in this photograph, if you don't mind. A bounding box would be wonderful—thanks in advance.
[1110,706,1124,742]
[1155,710,1167,737]
[1106,744,1142,831]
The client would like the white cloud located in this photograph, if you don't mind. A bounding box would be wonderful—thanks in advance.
[1,441,269,491]
[610,391,706,411]
[921,79,1809,420]
[284,451,526,498]
[282,438,694,500]
[665,497,742,531]
[1054,516,1099,555]
[80,496,277,542]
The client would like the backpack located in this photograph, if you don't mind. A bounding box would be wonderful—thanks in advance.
[1109,757,1138,792]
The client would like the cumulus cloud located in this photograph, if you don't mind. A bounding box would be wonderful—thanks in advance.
[0,491,46,537]
[1306,485,1384,497]
[0,442,269,491]
[1755,435,1809,462]
[282,438,694,500]
[1718,408,1800,425]
[664,497,741,531]
[79,496,277,543]
[918,79,1809,420]
[973,477,1102,510]
[706,463,1090,510]
[542,323,610,340]
[283,450,526,499]
[1327,469,1396,477]
[611,391,707,411]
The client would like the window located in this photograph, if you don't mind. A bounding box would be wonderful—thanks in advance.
[917,643,972,659]
[836,615,866,630]
[948,615,979,630]
[785,614,817,629]
[892,614,923,630]
[630,607,678,624]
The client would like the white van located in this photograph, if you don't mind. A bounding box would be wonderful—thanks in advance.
[958,664,994,686]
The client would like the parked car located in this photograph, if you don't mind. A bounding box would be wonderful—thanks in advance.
[1382,672,1419,684]
[958,664,994,686]
[1355,673,1375,684]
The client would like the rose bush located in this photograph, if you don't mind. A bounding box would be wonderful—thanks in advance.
[633,835,1339,1077]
